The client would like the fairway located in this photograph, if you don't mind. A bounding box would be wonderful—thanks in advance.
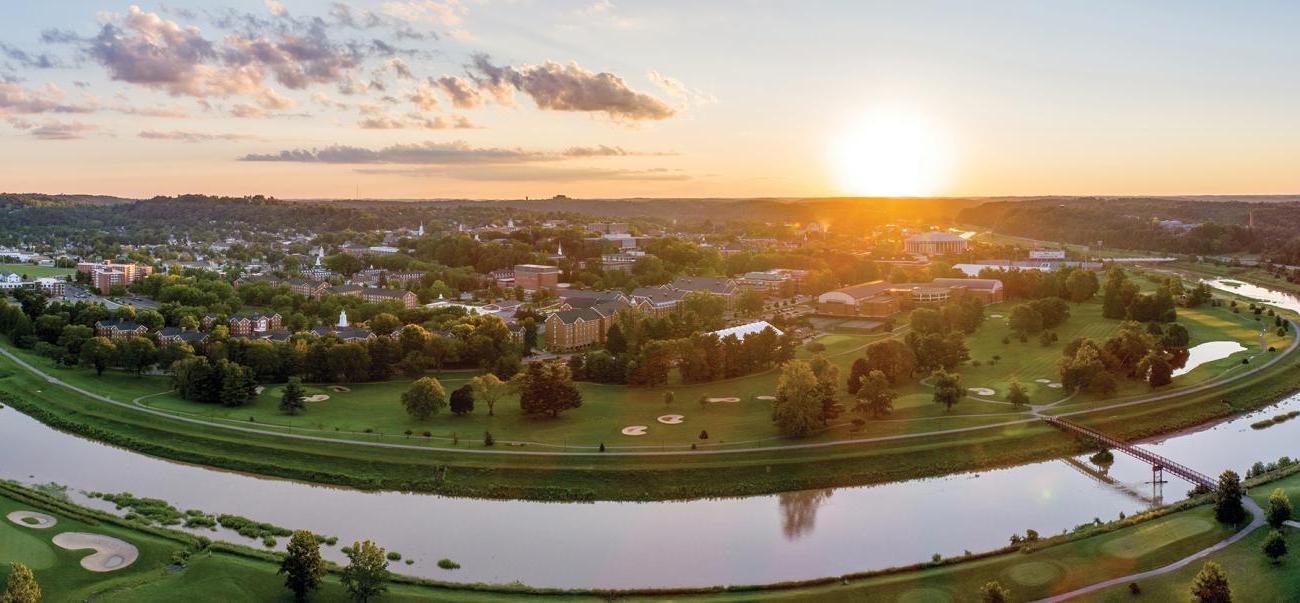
[0,263,74,278]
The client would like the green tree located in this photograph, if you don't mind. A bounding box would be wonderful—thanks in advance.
[449,384,475,415]
[115,335,158,376]
[1263,529,1288,564]
[79,336,117,376]
[1007,380,1029,407]
[1266,488,1293,529]
[516,361,582,418]
[340,540,388,603]
[1008,303,1044,336]
[736,288,765,317]
[772,360,822,437]
[1214,470,1246,525]
[469,373,510,417]
[1,562,40,603]
[605,323,628,354]
[280,377,306,415]
[931,369,963,411]
[1190,561,1231,603]
[861,339,916,385]
[980,580,1010,603]
[218,360,257,407]
[402,377,447,420]
[278,530,324,602]
[1065,269,1099,302]
[853,369,896,418]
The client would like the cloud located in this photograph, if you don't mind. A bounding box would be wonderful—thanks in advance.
[574,0,640,31]
[265,0,289,17]
[0,82,92,114]
[648,70,715,106]
[139,129,258,142]
[381,1,465,27]
[468,55,675,121]
[358,113,475,129]
[408,78,440,111]
[241,140,665,164]
[0,43,63,69]
[433,75,481,108]
[359,165,690,182]
[9,118,99,140]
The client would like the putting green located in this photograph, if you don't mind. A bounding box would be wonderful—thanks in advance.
[1099,516,1214,559]
[0,520,58,570]
[1004,560,1063,586]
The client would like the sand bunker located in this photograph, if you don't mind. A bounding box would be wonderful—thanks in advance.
[657,415,685,425]
[621,426,648,436]
[1047,383,1063,389]
[1034,378,1051,384]
[254,386,265,395]
[705,397,741,403]
[303,394,331,402]
[755,395,776,401]
[328,385,352,392]
[990,314,1004,319]
[52,532,139,572]
[6,511,56,529]
[967,387,996,396]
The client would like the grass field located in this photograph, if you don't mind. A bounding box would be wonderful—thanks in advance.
[0,263,74,278]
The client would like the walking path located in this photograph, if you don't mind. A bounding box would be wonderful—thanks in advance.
[1031,498,1265,602]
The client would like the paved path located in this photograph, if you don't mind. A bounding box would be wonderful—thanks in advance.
[1032,498,1265,602]
[0,317,1295,457]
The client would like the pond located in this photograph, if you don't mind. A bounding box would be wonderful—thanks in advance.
[1171,340,1247,377]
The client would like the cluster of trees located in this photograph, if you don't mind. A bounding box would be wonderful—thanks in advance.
[976,266,1099,302]
[771,356,841,436]
[1058,321,1191,392]
[1102,268,1178,322]
[899,295,984,374]
[571,324,796,387]
[1008,297,1070,338]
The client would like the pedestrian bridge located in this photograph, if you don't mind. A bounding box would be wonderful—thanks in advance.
[1042,415,1217,490]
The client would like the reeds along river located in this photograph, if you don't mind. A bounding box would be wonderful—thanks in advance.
[0,279,1296,589]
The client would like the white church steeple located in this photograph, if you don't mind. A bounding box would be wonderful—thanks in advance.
[337,309,348,328]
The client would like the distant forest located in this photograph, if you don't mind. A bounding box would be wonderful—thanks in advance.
[958,198,1300,264]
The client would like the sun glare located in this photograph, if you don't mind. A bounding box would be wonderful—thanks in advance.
[829,107,953,197]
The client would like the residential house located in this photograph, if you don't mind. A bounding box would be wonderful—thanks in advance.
[94,319,149,338]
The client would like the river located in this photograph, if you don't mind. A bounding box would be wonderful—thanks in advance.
[0,280,1297,590]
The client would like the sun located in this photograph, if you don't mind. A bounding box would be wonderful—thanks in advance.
[829,107,953,197]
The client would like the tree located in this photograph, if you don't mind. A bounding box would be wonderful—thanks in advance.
[279,530,324,602]
[218,360,256,407]
[1263,529,1288,564]
[736,288,765,317]
[772,360,822,437]
[1009,303,1044,336]
[1190,561,1231,603]
[980,580,1010,603]
[517,361,583,418]
[1007,380,1029,407]
[280,377,306,415]
[79,336,116,376]
[605,323,628,354]
[931,369,963,411]
[1065,269,1100,302]
[861,339,916,385]
[1214,470,1246,525]
[340,540,388,603]
[402,377,447,420]
[1266,488,1293,529]
[470,373,509,417]
[1144,353,1173,387]
[2,562,40,603]
[449,384,475,415]
[367,313,401,336]
[115,335,158,376]
[853,369,895,418]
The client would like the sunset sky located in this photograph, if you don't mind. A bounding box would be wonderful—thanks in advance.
[2,1,1300,199]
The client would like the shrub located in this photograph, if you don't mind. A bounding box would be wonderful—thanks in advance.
[437,558,460,570]
[386,551,402,561]
[483,431,495,446]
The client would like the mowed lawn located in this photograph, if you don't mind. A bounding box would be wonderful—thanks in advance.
[0,263,74,278]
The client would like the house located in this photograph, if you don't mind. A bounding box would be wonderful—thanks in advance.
[514,264,561,291]
[543,300,625,351]
[228,312,282,336]
[158,327,209,347]
[816,278,1004,318]
[311,310,375,341]
[331,285,420,309]
[663,276,739,308]
[94,319,149,338]
[628,287,688,317]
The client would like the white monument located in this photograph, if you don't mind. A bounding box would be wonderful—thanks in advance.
[337,309,348,328]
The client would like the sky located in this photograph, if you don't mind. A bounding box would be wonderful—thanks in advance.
[2,1,1300,199]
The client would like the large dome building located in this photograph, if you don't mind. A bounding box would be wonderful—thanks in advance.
[904,231,969,256]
